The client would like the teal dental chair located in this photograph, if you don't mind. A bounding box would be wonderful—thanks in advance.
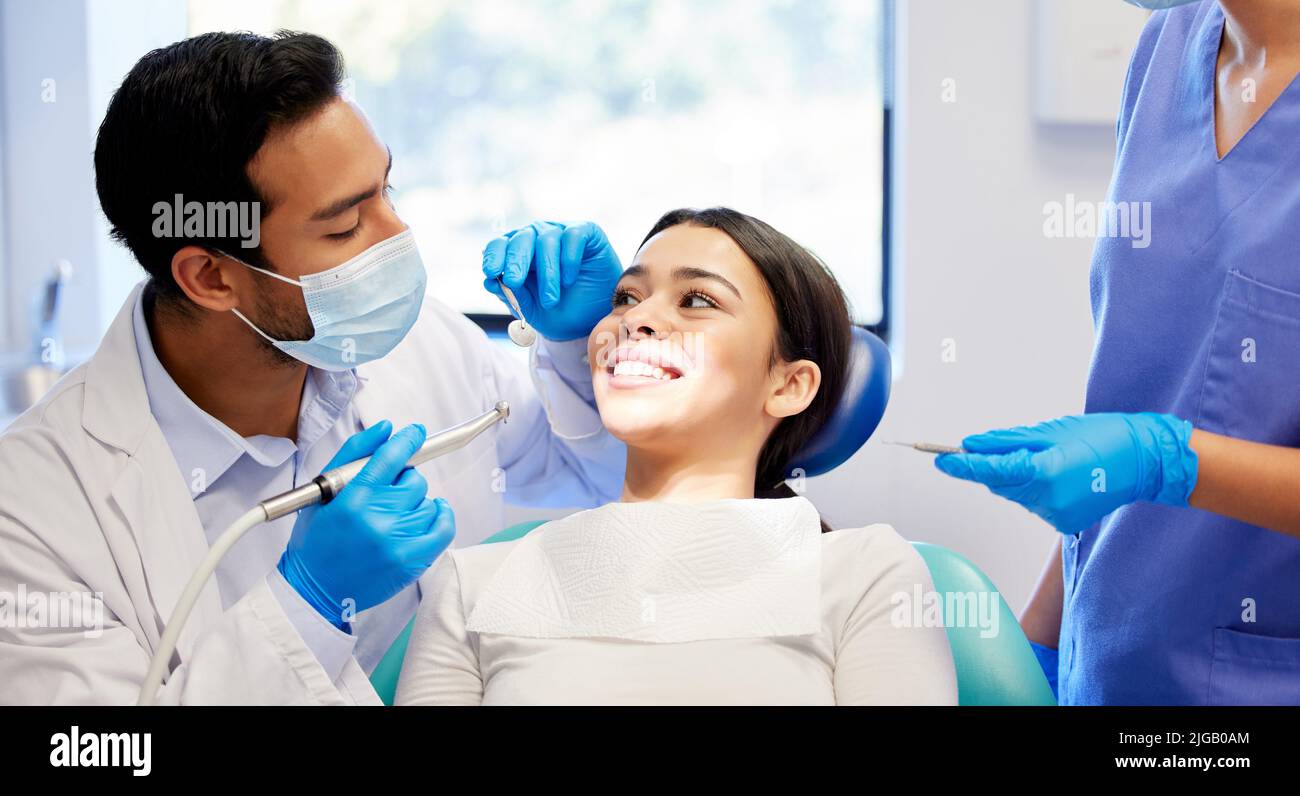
[370,328,1056,706]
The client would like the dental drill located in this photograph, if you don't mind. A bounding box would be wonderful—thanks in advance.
[137,402,510,706]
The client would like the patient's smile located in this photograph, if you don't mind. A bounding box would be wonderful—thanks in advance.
[606,342,687,387]
[608,361,681,384]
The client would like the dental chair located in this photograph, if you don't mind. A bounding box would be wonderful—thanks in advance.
[370,328,1057,706]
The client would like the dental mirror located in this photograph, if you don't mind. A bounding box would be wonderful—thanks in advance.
[496,277,538,348]
[507,318,537,347]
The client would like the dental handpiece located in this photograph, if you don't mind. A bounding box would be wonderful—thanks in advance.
[885,441,966,455]
[496,276,538,347]
[260,401,510,521]
[138,401,512,705]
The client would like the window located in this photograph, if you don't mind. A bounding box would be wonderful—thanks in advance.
[189,0,891,332]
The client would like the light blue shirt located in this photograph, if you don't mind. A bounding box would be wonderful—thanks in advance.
[131,291,416,682]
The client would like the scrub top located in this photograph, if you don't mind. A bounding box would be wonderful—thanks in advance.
[1066,1,1300,704]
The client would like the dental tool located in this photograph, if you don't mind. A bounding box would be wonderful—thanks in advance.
[884,441,966,455]
[137,402,510,706]
[496,276,538,348]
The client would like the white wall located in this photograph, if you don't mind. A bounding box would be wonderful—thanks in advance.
[806,0,1142,613]
[0,0,99,355]
[0,0,184,360]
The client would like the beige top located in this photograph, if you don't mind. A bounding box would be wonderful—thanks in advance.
[395,497,958,705]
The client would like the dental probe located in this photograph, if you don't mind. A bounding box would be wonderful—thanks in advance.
[884,441,966,455]
[138,402,510,705]
[496,276,538,347]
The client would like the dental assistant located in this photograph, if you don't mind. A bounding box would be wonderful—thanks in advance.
[935,0,1300,704]
[0,32,624,705]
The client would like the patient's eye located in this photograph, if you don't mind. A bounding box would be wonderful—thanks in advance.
[681,289,719,309]
[612,287,640,308]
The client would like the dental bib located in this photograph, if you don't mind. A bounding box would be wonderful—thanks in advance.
[464,496,823,643]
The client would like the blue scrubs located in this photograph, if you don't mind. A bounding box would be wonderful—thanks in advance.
[1065,2,1300,704]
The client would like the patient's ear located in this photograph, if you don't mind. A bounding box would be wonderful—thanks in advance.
[765,359,821,420]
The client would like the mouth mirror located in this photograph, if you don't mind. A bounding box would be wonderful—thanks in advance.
[507,318,537,347]
[496,276,538,348]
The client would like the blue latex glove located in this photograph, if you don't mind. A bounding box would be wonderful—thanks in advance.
[278,421,456,629]
[481,220,623,341]
[934,412,1198,535]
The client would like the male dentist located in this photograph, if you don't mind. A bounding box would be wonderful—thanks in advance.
[0,31,624,705]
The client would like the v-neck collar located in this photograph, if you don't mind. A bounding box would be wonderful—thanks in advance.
[1199,3,1300,164]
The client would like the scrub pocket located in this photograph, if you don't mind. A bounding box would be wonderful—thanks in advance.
[1208,627,1300,705]
[1195,270,1300,443]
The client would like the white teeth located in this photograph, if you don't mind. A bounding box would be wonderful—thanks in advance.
[612,359,678,381]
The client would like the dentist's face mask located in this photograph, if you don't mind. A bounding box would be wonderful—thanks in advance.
[227,229,427,371]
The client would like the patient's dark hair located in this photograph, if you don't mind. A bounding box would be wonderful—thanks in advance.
[93,30,346,317]
[640,208,852,532]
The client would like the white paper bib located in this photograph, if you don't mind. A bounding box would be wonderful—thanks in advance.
[464,497,823,643]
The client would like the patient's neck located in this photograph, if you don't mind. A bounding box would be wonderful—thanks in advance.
[620,448,758,503]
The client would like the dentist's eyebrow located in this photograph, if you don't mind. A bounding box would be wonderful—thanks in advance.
[309,146,393,222]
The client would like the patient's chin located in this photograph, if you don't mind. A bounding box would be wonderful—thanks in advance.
[597,398,695,447]
[594,370,732,448]
[599,409,678,445]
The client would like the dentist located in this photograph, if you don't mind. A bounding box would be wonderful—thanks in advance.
[0,31,624,704]
[935,0,1300,704]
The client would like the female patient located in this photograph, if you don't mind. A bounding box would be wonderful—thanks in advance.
[396,208,957,705]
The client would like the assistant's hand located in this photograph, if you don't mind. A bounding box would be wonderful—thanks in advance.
[933,412,1198,535]
[481,220,623,341]
[278,421,456,628]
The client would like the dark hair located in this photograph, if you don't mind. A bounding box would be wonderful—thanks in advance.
[93,30,346,314]
[639,208,852,532]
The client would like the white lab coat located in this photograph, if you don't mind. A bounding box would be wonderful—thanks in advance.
[0,283,624,705]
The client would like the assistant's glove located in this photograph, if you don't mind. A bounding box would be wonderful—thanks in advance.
[934,412,1198,534]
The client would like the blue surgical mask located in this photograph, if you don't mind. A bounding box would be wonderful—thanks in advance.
[1123,0,1201,9]
[227,229,427,371]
